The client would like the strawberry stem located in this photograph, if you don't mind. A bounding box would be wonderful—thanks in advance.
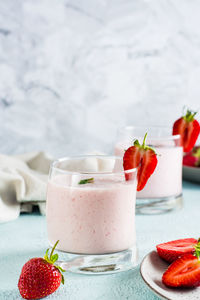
[142,132,148,148]
[133,132,156,154]
[50,240,59,261]
[44,241,66,284]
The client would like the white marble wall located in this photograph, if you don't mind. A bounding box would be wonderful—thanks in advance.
[0,0,200,157]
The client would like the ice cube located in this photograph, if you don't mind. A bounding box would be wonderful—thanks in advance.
[79,158,98,172]
[63,157,98,173]
[98,157,115,172]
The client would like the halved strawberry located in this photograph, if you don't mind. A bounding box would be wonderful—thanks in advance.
[156,238,198,263]
[173,109,200,153]
[123,133,158,191]
[162,254,200,288]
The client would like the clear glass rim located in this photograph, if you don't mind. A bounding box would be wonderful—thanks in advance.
[118,125,180,140]
[51,155,137,176]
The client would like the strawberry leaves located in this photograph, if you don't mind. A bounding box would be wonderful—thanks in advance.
[184,109,197,123]
[194,239,200,259]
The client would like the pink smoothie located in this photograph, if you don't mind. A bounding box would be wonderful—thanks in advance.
[47,176,136,254]
[115,143,183,198]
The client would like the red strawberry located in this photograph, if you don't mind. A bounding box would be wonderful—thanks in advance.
[173,109,200,153]
[123,133,158,191]
[162,254,200,288]
[18,241,65,299]
[156,238,198,263]
[183,153,198,167]
[183,146,200,167]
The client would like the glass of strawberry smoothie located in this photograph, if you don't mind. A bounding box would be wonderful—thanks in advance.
[46,155,138,274]
[115,126,183,214]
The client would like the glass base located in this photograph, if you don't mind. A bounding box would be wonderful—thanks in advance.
[136,194,183,215]
[55,246,138,275]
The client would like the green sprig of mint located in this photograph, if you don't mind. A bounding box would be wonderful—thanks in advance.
[79,178,94,184]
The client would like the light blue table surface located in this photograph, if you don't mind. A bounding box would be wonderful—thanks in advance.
[1,181,200,300]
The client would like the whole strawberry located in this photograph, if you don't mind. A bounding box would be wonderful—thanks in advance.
[18,241,65,299]
[183,152,199,167]
[183,146,200,167]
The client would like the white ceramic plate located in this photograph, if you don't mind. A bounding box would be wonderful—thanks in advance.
[183,166,200,183]
[140,251,200,300]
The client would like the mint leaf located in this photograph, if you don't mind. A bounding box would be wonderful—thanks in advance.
[79,178,94,184]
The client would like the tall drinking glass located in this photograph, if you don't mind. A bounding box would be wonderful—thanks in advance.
[46,155,138,274]
[115,126,183,214]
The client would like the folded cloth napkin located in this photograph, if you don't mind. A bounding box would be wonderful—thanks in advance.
[0,152,53,223]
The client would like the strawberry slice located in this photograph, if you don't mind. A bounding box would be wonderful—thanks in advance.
[173,109,200,153]
[162,254,200,288]
[157,238,198,263]
[162,239,200,288]
[123,133,158,191]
